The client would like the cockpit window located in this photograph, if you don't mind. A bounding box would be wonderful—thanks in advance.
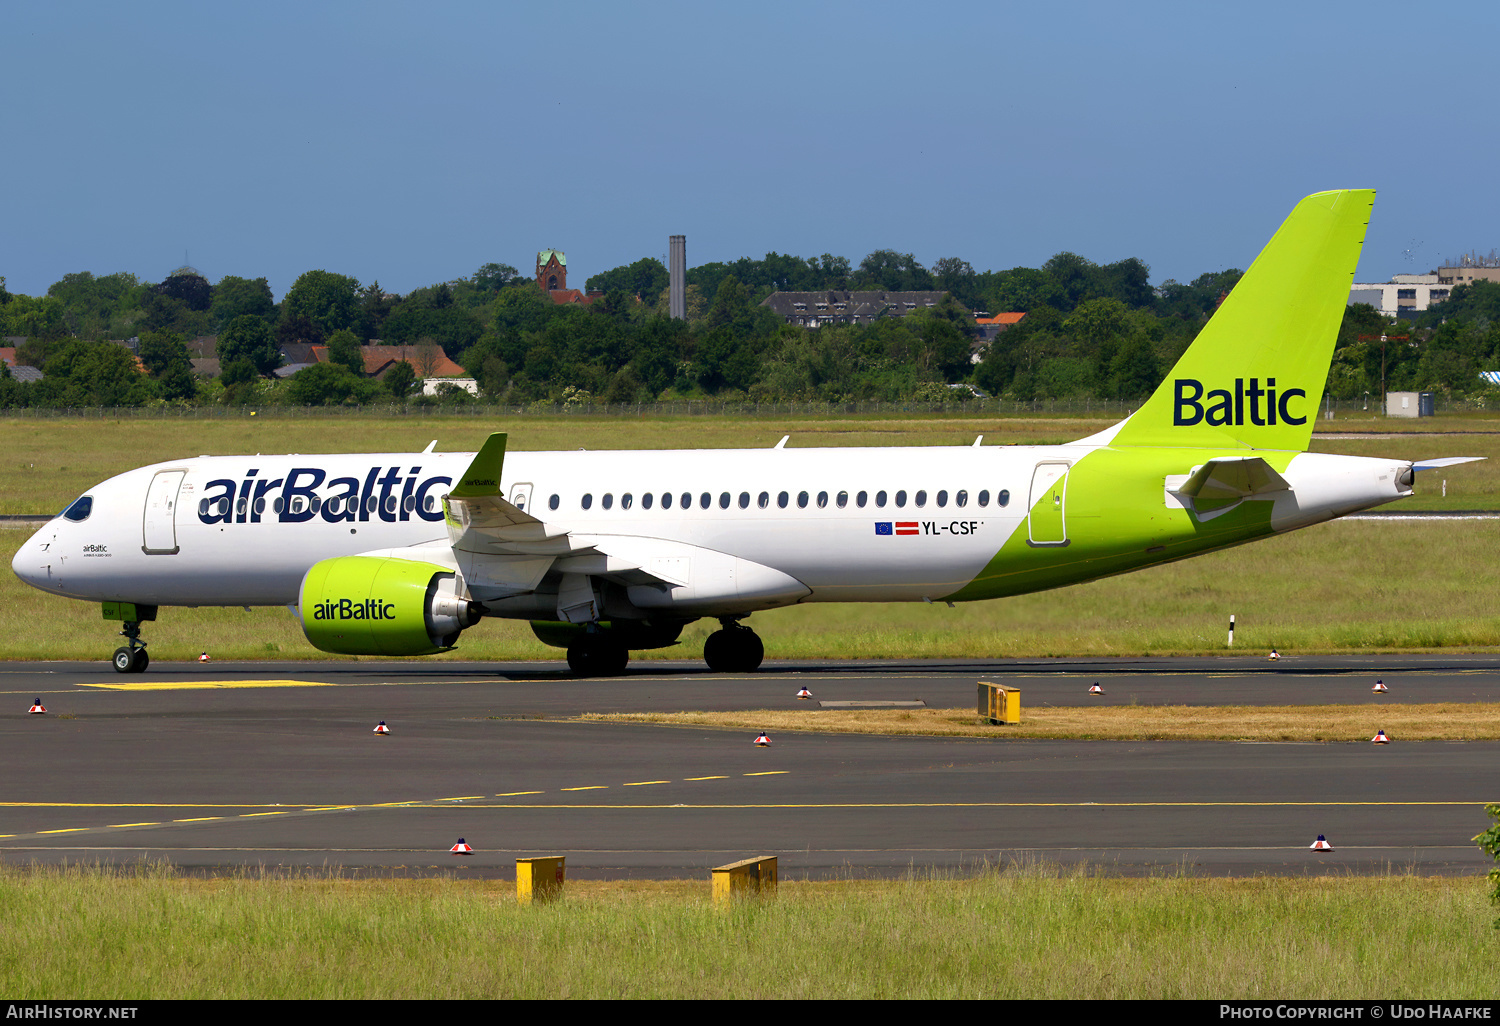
[60,496,93,522]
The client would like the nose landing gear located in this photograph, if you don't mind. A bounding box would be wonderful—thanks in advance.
[102,602,156,674]
[112,621,149,674]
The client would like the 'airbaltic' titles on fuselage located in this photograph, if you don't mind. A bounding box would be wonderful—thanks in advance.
[1174,378,1308,427]
[197,466,453,526]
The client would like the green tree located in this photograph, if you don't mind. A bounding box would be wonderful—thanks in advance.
[383,360,417,400]
[211,276,276,329]
[853,250,933,292]
[283,270,361,336]
[155,271,213,311]
[325,328,364,375]
[136,330,197,401]
[285,362,379,405]
[587,257,669,300]
[218,315,281,375]
[1477,804,1500,928]
[44,340,156,406]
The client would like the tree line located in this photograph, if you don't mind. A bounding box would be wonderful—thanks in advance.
[3,244,1491,410]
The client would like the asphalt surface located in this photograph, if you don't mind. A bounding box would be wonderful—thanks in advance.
[2,655,1496,879]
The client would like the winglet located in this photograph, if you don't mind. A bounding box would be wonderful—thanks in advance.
[451,432,506,498]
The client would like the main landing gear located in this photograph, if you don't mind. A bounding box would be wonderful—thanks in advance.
[566,632,629,677]
[112,620,149,674]
[703,620,764,673]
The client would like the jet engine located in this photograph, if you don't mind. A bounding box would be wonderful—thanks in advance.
[298,556,482,656]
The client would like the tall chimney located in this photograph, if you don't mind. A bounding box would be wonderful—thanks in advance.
[669,235,686,320]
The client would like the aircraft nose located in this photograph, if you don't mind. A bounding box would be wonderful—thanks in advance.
[11,527,50,588]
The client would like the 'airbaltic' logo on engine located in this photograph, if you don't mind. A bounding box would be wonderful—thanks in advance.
[1174,378,1307,427]
[312,599,397,621]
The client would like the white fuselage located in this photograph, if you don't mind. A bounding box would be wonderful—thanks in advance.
[11,443,1412,620]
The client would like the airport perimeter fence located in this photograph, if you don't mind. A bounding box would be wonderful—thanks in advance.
[0,395,1489,420]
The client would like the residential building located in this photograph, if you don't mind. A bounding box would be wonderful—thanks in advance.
[761,290,953,328]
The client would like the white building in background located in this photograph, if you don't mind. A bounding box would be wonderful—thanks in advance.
[1348,274,1451,320]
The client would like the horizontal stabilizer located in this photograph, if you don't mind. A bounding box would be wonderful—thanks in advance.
[1177,457,1290,501]
[1411,457,1486,471]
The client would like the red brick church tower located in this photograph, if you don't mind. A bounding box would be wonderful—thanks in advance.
[536,249,566,292]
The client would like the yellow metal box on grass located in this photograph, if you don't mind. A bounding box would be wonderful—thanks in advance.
[516,856,565,903]
[711,856,777,903]
[978,681,1020,724]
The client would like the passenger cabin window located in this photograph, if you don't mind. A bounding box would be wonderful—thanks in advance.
[581,493,593,510]
[549,494,560,511]
[758,491,769,508]
[699,492,711,509]
[936,490,948,508]
[977,490,990,507]
[998,489,1010,507]
[681,492,692,509]
[622,493,633,510]
[777,491,789,508]
[719,492,730,509]
[836,491,848,508]
[817,491,829,508]
[739,492,750,509]
[602,493,614,510]
[642,493,653,509]
[895,490,907,508]
[856,491,867,508]
[797,491,809,508]
[875,490,887,508]
[662,492,673,509]
[955,490,967,508]
[915,490,927,507]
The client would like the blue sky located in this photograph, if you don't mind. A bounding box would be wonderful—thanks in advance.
[4,0,1495,301]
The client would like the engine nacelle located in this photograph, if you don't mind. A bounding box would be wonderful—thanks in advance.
[298,556,482,656]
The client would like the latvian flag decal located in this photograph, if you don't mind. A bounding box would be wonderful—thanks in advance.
[876,522,919,536]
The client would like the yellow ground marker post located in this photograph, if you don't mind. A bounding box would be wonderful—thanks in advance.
[516,856,566,904]
[978,681,1020,724]
[711,856,777,904]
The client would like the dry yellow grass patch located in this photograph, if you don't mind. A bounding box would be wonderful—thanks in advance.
[579,702,1500,742]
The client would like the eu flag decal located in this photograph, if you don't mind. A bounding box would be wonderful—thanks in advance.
[874,522,893,535]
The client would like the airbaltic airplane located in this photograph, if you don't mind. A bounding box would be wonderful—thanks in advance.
[11,189,1480,675]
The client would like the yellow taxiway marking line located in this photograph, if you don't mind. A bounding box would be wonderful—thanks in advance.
[684,776,728,781]
[306,806,355,811]
[370,799,1496,810]
[239,812,290,818]
[108,823,159,828]
[436,796,484,801]
[0,802,294,809]
[79,679,333,691]
[623,780,670,786]
[560,785,608,792]
[743,771,789,776]
[173,817,222,823]
[37,828,88,834]
[496,791,544,797]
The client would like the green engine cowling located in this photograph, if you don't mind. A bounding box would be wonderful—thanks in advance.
[299,556,482,656]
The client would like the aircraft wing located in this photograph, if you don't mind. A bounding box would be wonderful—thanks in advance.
[439,433,681,609]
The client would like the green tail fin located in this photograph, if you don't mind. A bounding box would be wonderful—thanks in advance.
[1109,189,1375,451]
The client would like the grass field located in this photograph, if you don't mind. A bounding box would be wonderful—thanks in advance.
[0,864,1495,998]
[3,413,1498,662]
[581,702,1500,741]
